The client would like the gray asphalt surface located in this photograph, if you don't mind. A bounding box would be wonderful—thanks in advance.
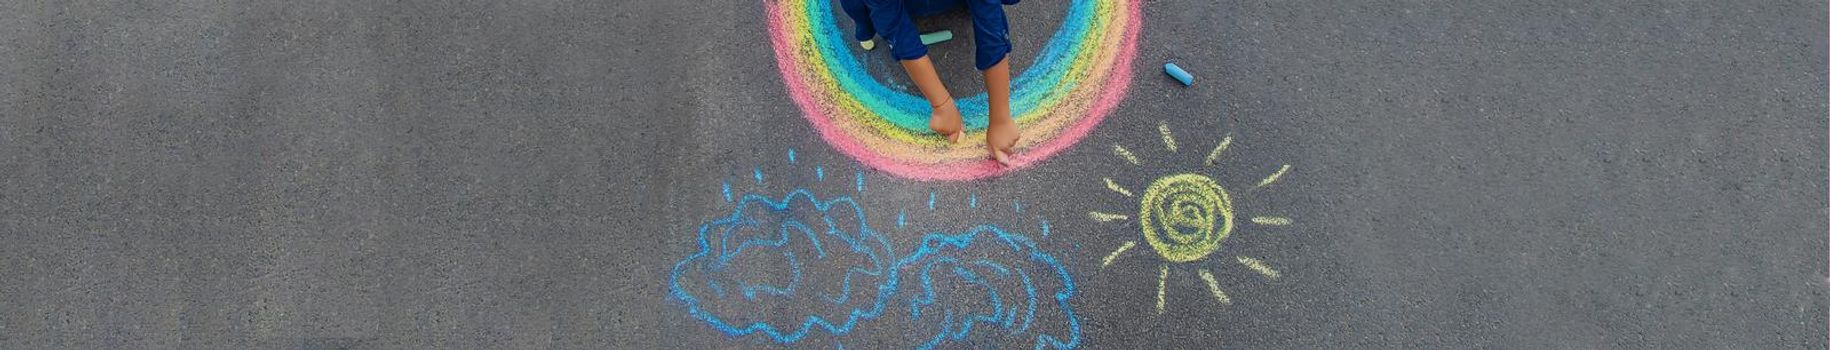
[1,0,1827,348]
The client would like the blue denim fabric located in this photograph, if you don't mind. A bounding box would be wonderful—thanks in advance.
[840,0,1017,70]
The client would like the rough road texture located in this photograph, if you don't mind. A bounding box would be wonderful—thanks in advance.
[0,0,1825,348]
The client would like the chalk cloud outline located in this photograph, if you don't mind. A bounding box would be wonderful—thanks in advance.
[897,225,1082,350]
[669,189,1081,349]
[669,189,898,343]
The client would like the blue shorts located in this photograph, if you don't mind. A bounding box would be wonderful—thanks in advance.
[840,0,1020,70]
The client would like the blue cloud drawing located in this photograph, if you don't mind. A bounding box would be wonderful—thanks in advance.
[669,189,897,343]
[897,225,1082,350]
[670,189,1080,349]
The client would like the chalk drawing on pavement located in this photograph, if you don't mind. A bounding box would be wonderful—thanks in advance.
[670,156,1081,349]
[764,0,1142,180]
[1093,122,1293,314]
[899,224,1081,349]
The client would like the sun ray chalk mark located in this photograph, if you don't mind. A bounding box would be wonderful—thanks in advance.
[1256,164,1292,188]
[815,166,825,182]
[1237,256,1282,279]
[1252,216,1292,226]
[1158,121,1178,152]
[1103,178,1134,197]
[1198,269,1233,305]
[897,209,907,229]
[1013,200,1022,214]
[753,167,764,186]
[1113,145,1141,166]
[1089,211,1130,222]
[1039,218,1050,238]
[969,193,977,208]
[928,191,936,210]
[1156,264,1169,314]
[787,148,796,164]
[1101,241,1137,268]
[1205,134,1233,166]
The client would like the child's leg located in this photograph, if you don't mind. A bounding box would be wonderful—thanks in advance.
[964,0,1011,72]
[966,0,1016,164]
[983,59,1015,164]
[838,0,877,43]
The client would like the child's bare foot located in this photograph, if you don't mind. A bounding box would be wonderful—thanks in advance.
[986,114,1019,165]
[928,101,964,144]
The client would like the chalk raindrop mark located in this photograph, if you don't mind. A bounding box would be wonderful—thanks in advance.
[754,167,764,186]
[816,166,825,182]
[928,191,937,210]
[969,193,978,208]
[721,181,732,203]
[855,171,865,194]
[788,148,796,164]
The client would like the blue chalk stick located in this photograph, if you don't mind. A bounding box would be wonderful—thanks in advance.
[920,30,953,45]
[1164,61,1194,86]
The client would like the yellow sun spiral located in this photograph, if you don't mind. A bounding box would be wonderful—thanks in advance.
[1139,173,1233,262]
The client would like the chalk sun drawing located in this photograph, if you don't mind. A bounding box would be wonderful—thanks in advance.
[672,164,1080,348]
[765,0,1142,180]
[1092,122,1294,314]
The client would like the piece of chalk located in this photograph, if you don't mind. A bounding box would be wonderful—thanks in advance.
[1164,61,1194,86]
[860,40,876,51]
[920,30,953,45]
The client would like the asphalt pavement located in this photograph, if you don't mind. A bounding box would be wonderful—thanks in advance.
[0,0,1826,348]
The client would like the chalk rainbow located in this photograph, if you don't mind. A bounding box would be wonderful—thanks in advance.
[765,0,1141,180]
